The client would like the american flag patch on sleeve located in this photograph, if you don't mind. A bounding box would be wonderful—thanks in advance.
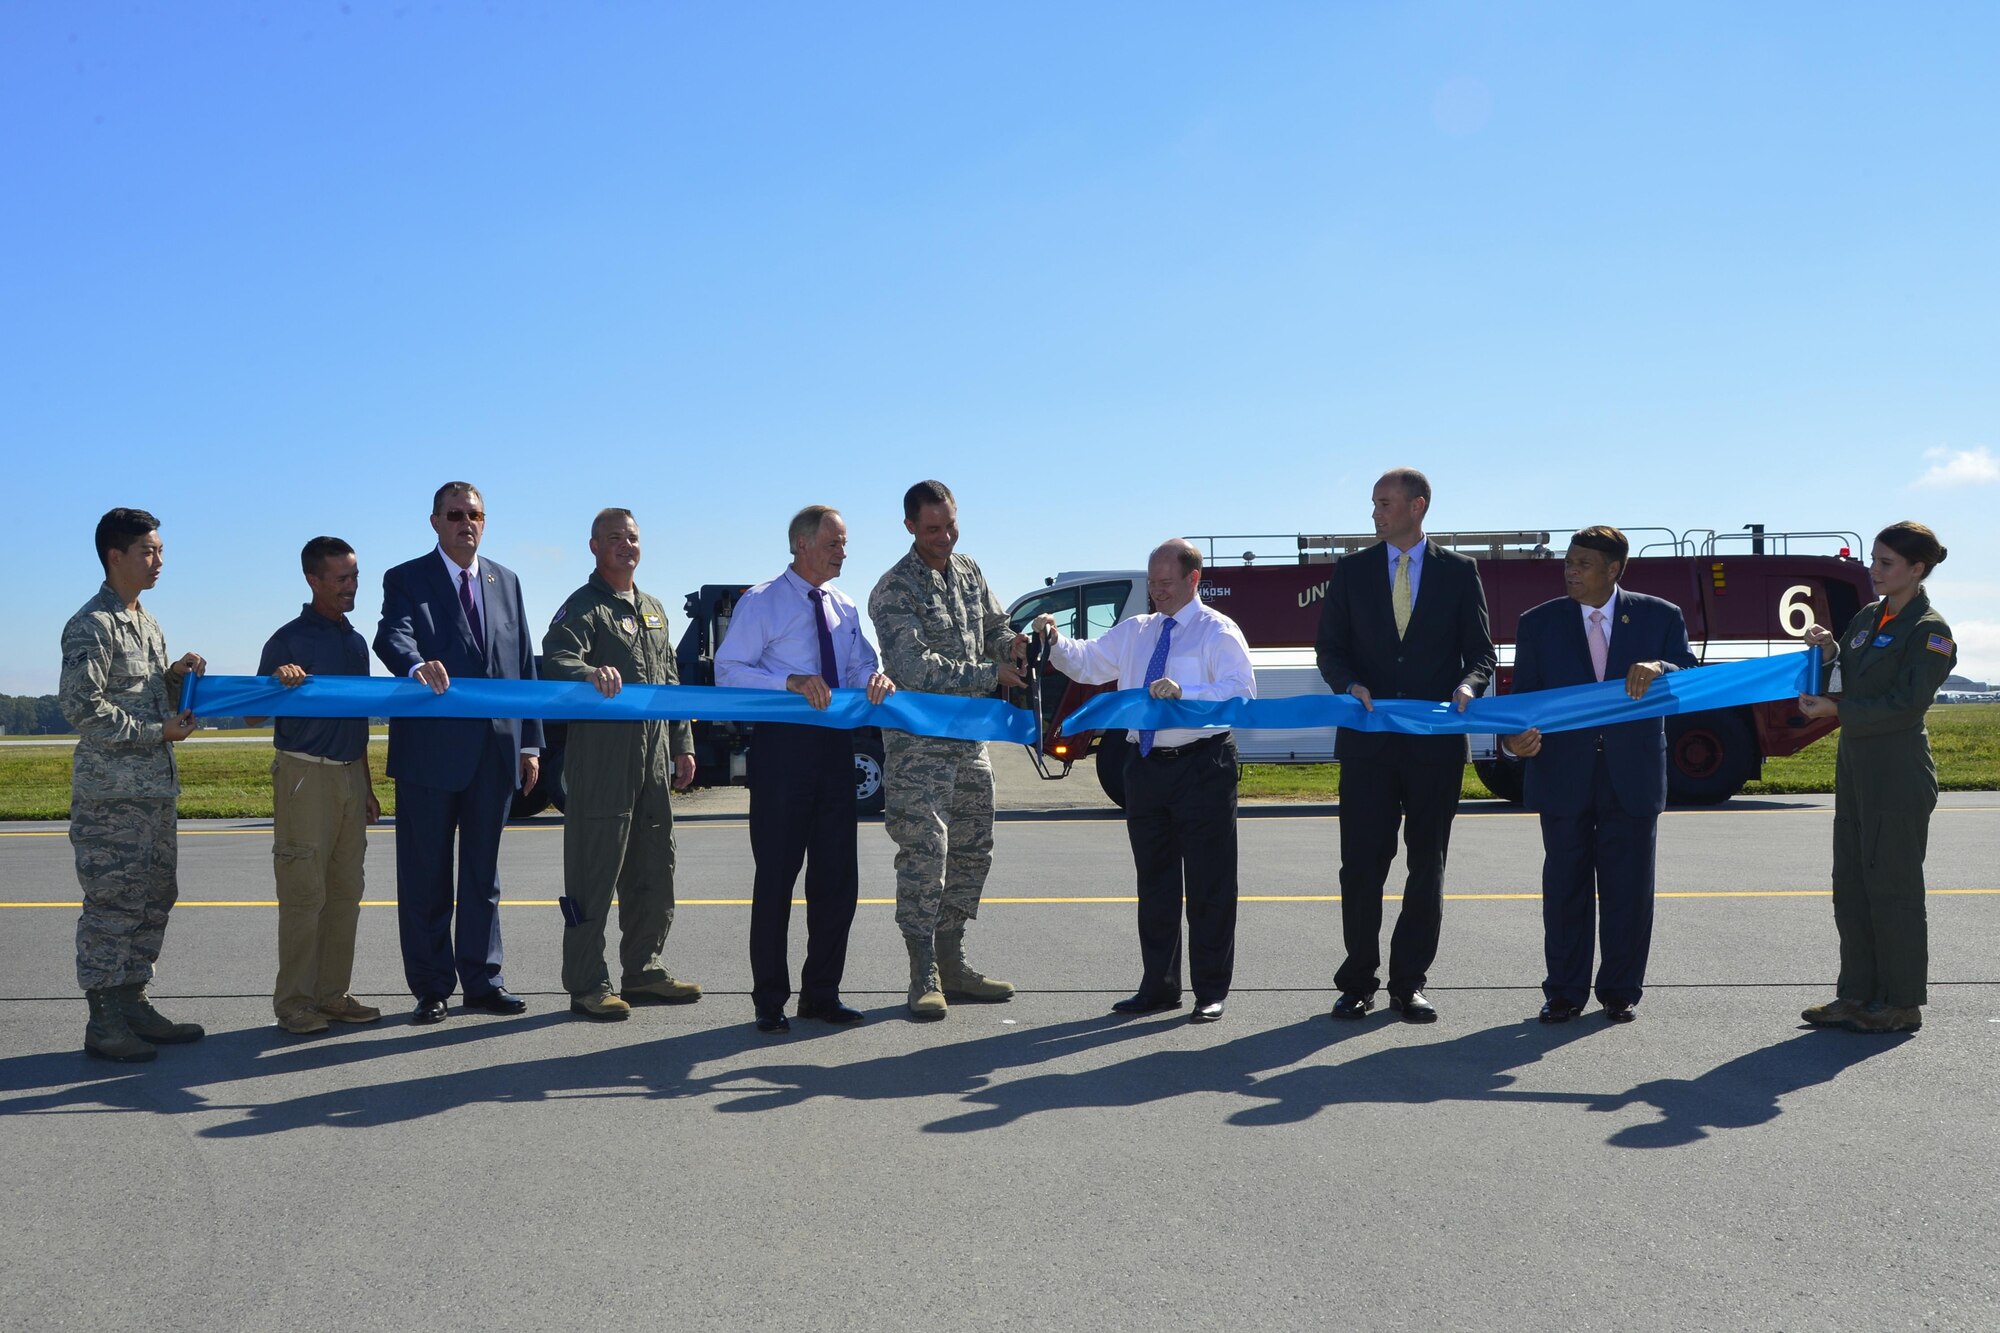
[1926,634,1954,656]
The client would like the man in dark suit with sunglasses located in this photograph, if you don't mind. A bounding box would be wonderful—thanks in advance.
[375,481,543,1024]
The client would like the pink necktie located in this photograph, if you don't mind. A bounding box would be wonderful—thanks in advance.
[1587,609,1608,683]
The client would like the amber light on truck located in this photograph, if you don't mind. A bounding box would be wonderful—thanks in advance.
[1711,562,1727,596]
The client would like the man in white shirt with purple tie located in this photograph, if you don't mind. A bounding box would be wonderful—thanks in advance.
[1036,538,1255,1022]
[714,504,895,1034]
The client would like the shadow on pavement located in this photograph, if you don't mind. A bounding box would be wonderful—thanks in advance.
[926,1013,1583,1134]
[1578,1028,1914,1148]
[0,1007,1910,1150]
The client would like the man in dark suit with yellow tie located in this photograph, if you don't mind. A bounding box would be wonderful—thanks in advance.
[1499,526,1699,1023]
[375,481,543,1025]
[1315,468,1496,1023]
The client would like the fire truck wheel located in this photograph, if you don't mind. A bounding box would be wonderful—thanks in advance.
[853,741,886,816]
[1665,709,1755,805]
[1472,759,1523,804]
[1095,731,1130,809]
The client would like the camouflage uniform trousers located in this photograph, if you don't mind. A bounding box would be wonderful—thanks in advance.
[70,797,180,991]
[883,731,995,941]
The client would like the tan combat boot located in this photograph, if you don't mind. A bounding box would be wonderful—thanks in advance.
[1801,997,1863,1027]
[117,985,204,1044]
[1842,1002,1922,1034]
[936,927,1015,1003]
[621,976,703,1006]
[570,992,633,1021]
[905,937,947,1021]
[84,989,157,1063]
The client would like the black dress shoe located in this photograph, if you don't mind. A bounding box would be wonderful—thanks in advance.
[1389,990,1437,1023]
[411,996,448,1025]
[1190,1000,1225,1023]
[462,988,527,1015]
[1539,998,1583,1024]
[1329,993,1375,1021]
[1603,1001,1637,1023]
[797,999,864,1025]
[1111,991,1183,1015]
[755,1010,791,1034]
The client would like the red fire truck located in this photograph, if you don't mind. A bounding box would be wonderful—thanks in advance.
[1004,527,1873,807]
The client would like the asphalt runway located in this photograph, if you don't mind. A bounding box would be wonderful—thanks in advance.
[4,793,1998,1331]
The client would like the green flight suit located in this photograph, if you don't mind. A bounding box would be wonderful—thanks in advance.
[1827,590,1957,1009]
[542,573,695,1000]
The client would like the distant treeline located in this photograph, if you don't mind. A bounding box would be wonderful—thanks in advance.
[0,695,266,736]
[0,695,68,736]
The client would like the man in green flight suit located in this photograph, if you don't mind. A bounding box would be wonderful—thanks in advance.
[542,508,702,1020]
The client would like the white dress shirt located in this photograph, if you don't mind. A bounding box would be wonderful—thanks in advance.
[1046,596,1256,749]
[714,567,882,691]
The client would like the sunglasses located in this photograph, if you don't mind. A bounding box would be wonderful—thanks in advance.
[440,508,485,523]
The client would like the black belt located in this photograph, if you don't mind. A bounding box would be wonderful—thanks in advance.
[1143,732,1232,761]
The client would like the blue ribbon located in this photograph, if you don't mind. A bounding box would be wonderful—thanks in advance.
[1061,649,1817,738]
[186,675,1035,745]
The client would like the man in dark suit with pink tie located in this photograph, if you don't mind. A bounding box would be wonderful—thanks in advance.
[1500,525,1700,1024]
[374,481,543,1024]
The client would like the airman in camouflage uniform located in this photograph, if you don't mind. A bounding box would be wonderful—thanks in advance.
[541,509,702,1020]
[868,481,1026,1018]
[60,507,208,1062]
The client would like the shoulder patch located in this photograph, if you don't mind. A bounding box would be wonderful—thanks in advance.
[1927,634,1955,656]
[549,605,568,627]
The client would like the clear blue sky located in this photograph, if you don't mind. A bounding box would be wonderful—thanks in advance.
[5,1,1996,694]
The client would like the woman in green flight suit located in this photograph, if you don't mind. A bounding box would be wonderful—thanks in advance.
[1796,521,1957,1035]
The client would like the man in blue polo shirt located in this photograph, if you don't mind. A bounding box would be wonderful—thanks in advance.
[257,536,383,1035]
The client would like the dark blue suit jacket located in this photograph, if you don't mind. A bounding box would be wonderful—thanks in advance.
[374,550,543,792]
[1511,590,1698,818]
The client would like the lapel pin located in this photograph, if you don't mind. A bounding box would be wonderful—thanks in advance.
[1620,614,1629,624]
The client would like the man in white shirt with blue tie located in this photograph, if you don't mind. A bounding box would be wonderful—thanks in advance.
[715,505,895,1034]
[1036,539,1255,1022]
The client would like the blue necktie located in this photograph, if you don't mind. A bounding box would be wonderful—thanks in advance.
[1137,616,1175,757]
[809,589,841,688]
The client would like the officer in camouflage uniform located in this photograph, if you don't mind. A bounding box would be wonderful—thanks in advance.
[1798,521,1958,1036]
[542,508,701,1020]
[868,480,1026,1018]
[60,507,208,1062]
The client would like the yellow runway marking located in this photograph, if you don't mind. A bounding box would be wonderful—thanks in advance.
[1,804,1997,840]
[6,888,1999,909]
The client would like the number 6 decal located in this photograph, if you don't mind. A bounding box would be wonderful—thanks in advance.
[1778,584,1815,637]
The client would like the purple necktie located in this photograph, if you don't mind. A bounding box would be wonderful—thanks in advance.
[809,588,840,688]
[460,569,485,656]
[1588,609,1608,683]
[1137,615,1175,757]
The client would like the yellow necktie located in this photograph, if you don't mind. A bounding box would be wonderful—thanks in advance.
[1392,552,1413,638]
